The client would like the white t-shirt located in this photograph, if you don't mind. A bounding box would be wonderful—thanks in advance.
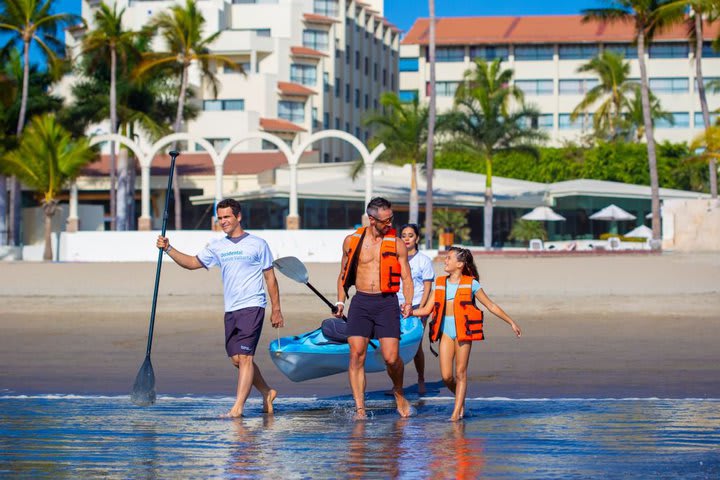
[196,233,273,312]
[398,251,435,307]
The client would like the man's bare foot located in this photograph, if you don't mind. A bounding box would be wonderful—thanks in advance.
[353,407,367,421]
[224,406,244,418]
[449,413,461,422]
[263,389,277,414]
[417,379,426,396]
[393,389,411,417]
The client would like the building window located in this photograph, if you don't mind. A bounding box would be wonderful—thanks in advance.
[694,111,719,127]
[345,121,350,133]
[399,89,418,102]
[364,93,369,109]
[649,77,689,94]
[355,126,361,138]
[382,68,387,86]
[355,88,360,108]
[290,64,317,86]
[262,139,279,150]
[649,42,689,59]
[346,44,350,64]
[202,138,230,150]
[435,46,465,62]
[364,56,369,75]
[702,42,720,58]
[334,76,340,97]
[515,79,554,96]
[656,112,688,128]
[323,72,329,92]
[559,78,599,95]
[313,0,337,16]
[526,114,554,130]
[203,99,245,111]
[399,57,419,71]
[278,100,305,123]
[514,44,554,61]
[323,112,329,129]
[559,113,593,130]
[469,45,508,62]
[303,30,329,51]
[391,73,395,90]
[254,28,271,37]
[604,43,638,59]
[426,81,460,97]
[335,117,340,129]
[559,44,599,60]
[374,63,378,80]
[345,84,350,103]
[223,62,251,74]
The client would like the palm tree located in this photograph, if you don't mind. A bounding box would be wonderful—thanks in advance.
[689,125,720,190]
[363,93,430,224]
[0,0,81,245]
[0,114,96,260]
[449,58,547,249]
[81,2,138,230]
[424,0,437,249]
[571,50,640,139]
[660,0,719,198]
[583,0,685,247]
[624,87,674,141]
[136,0,240,229]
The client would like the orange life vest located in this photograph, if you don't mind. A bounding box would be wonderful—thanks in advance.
[341,227,401,296]
[428,275,484,343]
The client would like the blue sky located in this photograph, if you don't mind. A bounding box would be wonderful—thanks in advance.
[385,0,607,32]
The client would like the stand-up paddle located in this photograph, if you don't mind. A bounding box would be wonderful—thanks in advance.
[273,256,345,318]
[131,150,180,406]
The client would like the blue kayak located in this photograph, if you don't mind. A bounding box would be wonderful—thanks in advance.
[269,316,424,382]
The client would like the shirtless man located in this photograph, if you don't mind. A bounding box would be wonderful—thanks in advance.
[156,198,283,417]
[335,197,413,419]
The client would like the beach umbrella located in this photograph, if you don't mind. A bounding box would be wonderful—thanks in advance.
[589,204,636,234]
[521,206,566,221]
[625,225,653,239]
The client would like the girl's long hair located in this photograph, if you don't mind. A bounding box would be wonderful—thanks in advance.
[448,246,479,281]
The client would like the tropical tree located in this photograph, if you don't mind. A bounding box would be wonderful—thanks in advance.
[363,93,431,224]
[81,2,139,230]
[0,0,81,245]
[430,208,471,244]
[0,114,96,260]
[571,50,640,139]
[689,125,720,187]
[661,0,719,198]
[624,87,674,141]
[508,219,548,244]
[582,0,685,246]
[448,58,547,249]
[136,0,240,229]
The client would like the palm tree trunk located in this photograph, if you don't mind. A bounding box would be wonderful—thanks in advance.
[694,12,717,199]
[8,39,32,247]
[637,32,661,248]
[171,63,189,230]
[0,177,6,246]
[42,201,57,261]
[483,157,493,249]
[409,161,419,224]
[424,0,436,249]
[109,45,118,230]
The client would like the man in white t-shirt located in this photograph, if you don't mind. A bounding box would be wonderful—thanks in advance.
[156,198,284,418]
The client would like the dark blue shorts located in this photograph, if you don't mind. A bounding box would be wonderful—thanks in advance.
[346,292,400,339]
[224,306,264,356]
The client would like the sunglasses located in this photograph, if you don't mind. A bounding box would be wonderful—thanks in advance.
[369,214,394,225]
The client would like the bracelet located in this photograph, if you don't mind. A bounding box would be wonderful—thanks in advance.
[335,301,345,307]
[165,244,173,254]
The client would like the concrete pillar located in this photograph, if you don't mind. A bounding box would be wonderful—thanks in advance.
[66,182,79,232]
[138,165,151,231]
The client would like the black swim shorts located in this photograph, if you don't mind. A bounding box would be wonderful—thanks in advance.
[346,292,401,339]
[224,306,264,356]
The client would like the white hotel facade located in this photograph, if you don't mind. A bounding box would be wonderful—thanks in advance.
[64,0,400,163]
[399,15,720,144]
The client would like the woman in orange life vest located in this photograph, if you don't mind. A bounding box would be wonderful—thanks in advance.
[411,246,521,421]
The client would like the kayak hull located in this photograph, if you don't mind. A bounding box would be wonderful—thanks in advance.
[269,316,424,382]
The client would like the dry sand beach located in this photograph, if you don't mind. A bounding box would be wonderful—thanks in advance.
[1,253,719,399]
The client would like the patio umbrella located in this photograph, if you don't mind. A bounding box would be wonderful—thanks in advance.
[624,224,652,239]
[589,204,636,234]
[521,206,566,221]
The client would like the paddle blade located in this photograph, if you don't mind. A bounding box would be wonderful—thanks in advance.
[273,256,309,284]
[130,355,156,406]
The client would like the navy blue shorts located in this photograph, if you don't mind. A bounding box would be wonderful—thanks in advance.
[224,306,264,356]
[346,292,400,339]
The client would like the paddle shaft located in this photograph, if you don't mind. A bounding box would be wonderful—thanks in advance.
[306,281,349,320]
[144,151,179,356]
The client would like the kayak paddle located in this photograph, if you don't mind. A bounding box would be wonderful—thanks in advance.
[272,256,343,316]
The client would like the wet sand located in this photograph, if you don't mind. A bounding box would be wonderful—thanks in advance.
[1,253,719,398]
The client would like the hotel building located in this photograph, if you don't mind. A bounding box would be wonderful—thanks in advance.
[399,15,720,144]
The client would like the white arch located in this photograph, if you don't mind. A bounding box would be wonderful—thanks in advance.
[145,133,220,167]
[218,132,293,166]
[293,129,373,164]
[89,134,145,161]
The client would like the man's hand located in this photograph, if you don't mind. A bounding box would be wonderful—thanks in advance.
[401,303,412,318]
[271,310,284,328]
[333,303,344,318]
[156,235,170,251]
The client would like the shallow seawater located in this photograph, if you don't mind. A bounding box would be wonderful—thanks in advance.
[0,394,719,479]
